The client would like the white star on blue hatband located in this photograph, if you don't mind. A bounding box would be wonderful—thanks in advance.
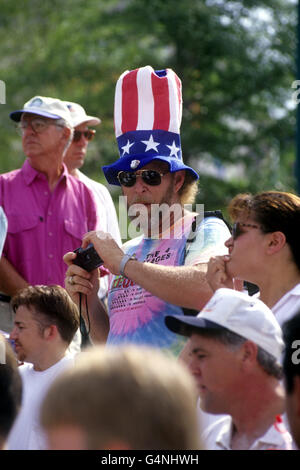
[141,134,160,152]
[121,139,134,156]
[166,140,180,158]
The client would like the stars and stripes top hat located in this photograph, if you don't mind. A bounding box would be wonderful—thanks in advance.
[102,66,199,186]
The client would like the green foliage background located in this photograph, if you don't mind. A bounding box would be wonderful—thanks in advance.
[0,0,297,216]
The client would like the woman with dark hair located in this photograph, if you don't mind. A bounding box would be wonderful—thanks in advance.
[207,191,300,326]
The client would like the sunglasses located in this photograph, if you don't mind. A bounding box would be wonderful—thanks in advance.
[232,222,260,240]
[117,169,167,187]
[73,129,96,142]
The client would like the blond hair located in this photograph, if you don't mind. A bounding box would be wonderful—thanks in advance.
[41,345,201,450]
[178,172,198,206]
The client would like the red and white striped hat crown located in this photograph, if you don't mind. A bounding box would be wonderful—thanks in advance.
[102,66,198,186]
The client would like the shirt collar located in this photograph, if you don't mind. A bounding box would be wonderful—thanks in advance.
[215,415,292,450]
[22,159,69,187]
[22,159,41,185]
[214,417,233,450]
[285,282,300,295]
[252,415,292,450]
[60,163,70,186]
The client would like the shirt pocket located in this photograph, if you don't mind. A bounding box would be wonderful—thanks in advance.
[7,214,39,234]
[6,214,40,261]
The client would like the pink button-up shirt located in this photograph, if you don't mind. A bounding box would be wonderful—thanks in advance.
[0,160,100,287]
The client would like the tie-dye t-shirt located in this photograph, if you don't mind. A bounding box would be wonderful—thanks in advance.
[107,212,230,356]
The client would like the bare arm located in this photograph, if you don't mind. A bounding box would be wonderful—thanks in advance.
[63,252,109,344]
[123,260,212,310]
[0,257,29,296]
[82,231,213,311]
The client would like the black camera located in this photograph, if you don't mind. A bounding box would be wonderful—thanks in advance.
[73,243,103,272]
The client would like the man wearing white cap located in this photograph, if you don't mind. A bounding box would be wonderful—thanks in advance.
[282,311,300,449]
[165,288,293,450]
[0,96,99,335]
[64,66,230,352]
[63,102,121,300]
[63,102,101,177]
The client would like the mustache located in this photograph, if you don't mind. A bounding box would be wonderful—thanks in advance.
[128,198,153,206]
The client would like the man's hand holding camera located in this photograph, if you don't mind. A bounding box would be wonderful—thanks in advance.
[63,230,119,344]
[82,230,125,275]
[64,251,99,305]
[64,230,125,303]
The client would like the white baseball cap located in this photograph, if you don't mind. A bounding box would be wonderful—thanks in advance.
[10,96,73,127]
[165,288,284,361]
[64,101,101,127]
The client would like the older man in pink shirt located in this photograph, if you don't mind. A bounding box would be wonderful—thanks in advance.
[0,96,100,333]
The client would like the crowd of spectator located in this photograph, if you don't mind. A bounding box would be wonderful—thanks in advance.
[0,66,299,451]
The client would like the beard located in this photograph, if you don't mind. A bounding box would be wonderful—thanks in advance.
[126,178,182,237]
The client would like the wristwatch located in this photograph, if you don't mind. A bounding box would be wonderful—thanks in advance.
[119,253,137,277]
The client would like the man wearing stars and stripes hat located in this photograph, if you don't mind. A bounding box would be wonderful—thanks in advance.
[64,66,230,354]
[102,66,198,184]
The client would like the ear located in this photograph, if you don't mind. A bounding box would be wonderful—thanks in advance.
[43,324,59,341]
[61,126,71,144]
[173,170,185,193]
[239,340,258,369]
[178,340,191,365]
[265,231,286,255]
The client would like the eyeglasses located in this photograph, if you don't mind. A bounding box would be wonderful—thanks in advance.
[16,118,62,135]
[73,129,96,142]
[232,222,260,240]
[117,169,167,187]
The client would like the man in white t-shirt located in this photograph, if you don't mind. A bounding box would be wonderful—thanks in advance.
[7,285,79,450]
[165,288,293,450]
